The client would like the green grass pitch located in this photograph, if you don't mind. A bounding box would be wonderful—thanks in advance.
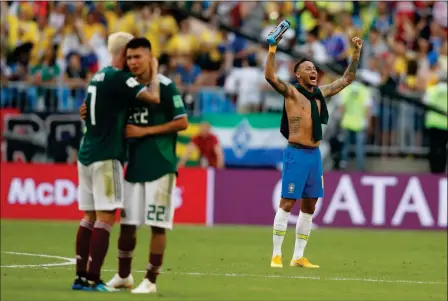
[1,220,446,300]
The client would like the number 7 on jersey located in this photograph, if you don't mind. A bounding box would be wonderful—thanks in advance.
[87,85,97,125]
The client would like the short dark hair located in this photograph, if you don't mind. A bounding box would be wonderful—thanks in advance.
[126,37,152,50]
[294,58,312,73]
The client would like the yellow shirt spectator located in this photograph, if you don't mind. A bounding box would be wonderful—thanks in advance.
[82,13,107,43]
[159,15,179,38]
[295,2,317,32]
[394,56,407,76]
[31,26,56,66]
[6,14,19,50]
[104,10,118,33]
[17,20,39,47]
[110,11,137,35]
[165,33,198,57]
[199,30,223,61]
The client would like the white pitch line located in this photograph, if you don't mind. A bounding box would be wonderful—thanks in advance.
[100,269,446,285]
[1,251,76,268]
[1,252,446,285]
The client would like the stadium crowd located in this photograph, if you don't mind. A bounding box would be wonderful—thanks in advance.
[1,1,447,110]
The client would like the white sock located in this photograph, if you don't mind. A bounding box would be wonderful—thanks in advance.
[272,208,290,257]
[292,211,313,260]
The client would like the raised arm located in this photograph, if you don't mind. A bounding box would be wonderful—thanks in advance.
[264,45,293,97]
[319,37,363,98]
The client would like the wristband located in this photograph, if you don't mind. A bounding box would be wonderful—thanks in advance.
[269,45,277,53]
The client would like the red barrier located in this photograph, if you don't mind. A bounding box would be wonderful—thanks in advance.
[0,163,208,224]
[0,109,20,137]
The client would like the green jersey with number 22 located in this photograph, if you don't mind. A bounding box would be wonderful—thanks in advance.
[78,66,146,166]
[125,74,186,182]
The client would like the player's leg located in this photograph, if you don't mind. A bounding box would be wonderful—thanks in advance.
[291,148,323,268]
[290,198,319,268]
[272,198,295,267]
[87,160,124,292]
[132,173,176,294]
[145,226,166,284]
[107,181,145,289]
[73,161,95,290]
[272,145,309,268]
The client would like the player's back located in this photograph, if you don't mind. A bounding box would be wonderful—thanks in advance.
[78,66,129,165]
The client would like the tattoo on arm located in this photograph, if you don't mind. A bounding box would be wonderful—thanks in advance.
[288,116,301,134]
[319,50,361,98]
[267,77,291,96]
[265,52,291,97]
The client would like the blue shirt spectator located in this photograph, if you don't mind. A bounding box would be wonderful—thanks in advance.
[175,58,202,85]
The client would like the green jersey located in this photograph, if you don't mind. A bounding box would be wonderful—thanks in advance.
[78,66,146,165]
[125,74,186,182]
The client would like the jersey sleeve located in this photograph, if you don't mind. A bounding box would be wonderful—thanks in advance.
[166,82,187,119]
[112,70,146,106]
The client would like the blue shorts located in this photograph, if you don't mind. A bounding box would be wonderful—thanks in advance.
[281,143,324,199]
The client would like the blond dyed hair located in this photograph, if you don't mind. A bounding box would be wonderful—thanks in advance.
[107,32,134,55]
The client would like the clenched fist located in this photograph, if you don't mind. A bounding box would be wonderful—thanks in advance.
[352,37,363,50]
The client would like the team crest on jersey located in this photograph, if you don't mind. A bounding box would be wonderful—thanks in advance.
[288,183,295,193]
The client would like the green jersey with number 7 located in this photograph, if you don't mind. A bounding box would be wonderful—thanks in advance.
[78,66,146,166]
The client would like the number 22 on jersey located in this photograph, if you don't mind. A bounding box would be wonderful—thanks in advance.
[87,85,97,126]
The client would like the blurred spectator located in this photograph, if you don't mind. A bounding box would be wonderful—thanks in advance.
[174,55,203,112]
[5,42,33,82]
[401,59,424,149]
[1,43,10,85]
[135,5,162,58]
[361,28,388,68]
[158,53,178,79]
[423,75,447,174]
[433,1,447,29]
[387,37,408,79]
[429,21,445,53]
[358,57,382,87]
[30,45,60,111]
[63,52,90,108]
[370,2,393,37]
[174,56,202,90]
[196,16,224,85]
[401,59,419,92]
[419,51,441,89]
[224,55,264,113]
[296,26,329,64]
[15,3,39,50]
[165,18,198,59]
[178,122,224,168]
[322,15,349,69]
[379,62,399,155]
[338,10,360,41]
[31,14,56,66]
[48,2,66,31]
[339,81,372,171]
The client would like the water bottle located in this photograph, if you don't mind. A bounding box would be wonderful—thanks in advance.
[267,20,291,45]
